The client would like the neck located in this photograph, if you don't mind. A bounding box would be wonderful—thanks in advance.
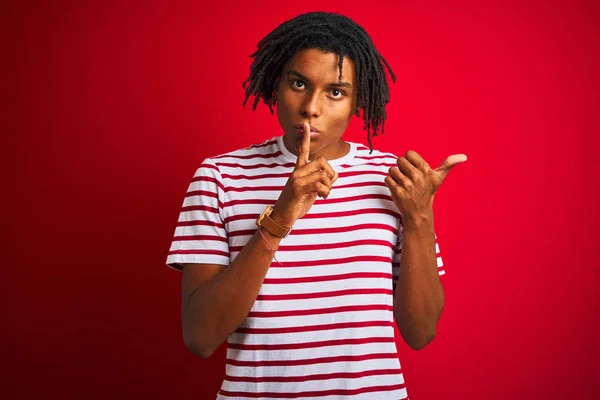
[283,137,350,161]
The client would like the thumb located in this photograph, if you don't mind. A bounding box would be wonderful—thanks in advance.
[433,153,467,185]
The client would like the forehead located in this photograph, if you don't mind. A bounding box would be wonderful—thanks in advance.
[286,48,355,84]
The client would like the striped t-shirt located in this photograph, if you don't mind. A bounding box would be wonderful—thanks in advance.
[166,135,445,399]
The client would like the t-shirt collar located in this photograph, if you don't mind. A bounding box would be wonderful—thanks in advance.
[276,135,357,166]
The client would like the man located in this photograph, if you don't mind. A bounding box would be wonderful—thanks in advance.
[166,11,466,399]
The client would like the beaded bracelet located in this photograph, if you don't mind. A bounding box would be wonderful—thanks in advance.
[257,227,284,266]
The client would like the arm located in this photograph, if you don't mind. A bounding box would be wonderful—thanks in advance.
[181,225,284,358]
[181,122,338,358]
[385,149,466,350]
[393,216,444,350]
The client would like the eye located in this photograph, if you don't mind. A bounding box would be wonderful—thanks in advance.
[330,89,345,99]
[291,80,305,89]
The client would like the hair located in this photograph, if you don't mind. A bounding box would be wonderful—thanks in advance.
[242,11,396,154]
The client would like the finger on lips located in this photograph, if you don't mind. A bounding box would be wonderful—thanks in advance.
[303,122,310,164]
[296,122,311,168]
[295,122,338,197]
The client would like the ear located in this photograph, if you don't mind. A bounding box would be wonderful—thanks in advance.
[271,78,280,106]
[274,76,281,92]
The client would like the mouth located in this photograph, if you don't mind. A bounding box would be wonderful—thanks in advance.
[293,124,320,138]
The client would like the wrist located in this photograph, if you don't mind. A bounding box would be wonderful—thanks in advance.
[402,211,434,231]
[257,224,284,241]
[270,207,294,228]
[256,226,284,266]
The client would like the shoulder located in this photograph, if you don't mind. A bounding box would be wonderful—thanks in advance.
[193,137,280,170]
[348,141,399,167]
[209,137,280,164]
[192,136,283,181]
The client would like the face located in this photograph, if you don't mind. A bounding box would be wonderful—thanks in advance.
[276,48,357,161]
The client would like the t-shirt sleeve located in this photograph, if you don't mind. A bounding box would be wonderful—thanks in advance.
[392,226,445,291]
[165,158,230,271]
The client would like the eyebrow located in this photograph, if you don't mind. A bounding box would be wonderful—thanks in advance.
[287,69,353,89]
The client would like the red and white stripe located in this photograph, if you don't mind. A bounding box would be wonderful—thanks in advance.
[167,136,444,399]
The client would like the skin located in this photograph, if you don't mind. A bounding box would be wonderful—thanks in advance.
[276,48,355,161]
[385,150,467,349]
[180,47,467,357]
[272,47,468,349]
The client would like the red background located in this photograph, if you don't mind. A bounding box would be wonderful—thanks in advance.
[3,0,599,398]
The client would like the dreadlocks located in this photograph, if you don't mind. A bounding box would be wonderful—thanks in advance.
[242,11,396,154]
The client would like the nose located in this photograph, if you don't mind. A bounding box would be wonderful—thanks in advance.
[301,90,321,118]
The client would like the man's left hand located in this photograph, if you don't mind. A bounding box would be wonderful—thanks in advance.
[384,150,467,228]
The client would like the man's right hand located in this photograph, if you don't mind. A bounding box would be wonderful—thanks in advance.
[271,121,339,228]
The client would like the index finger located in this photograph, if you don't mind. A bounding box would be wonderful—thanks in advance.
[296,121,311,167]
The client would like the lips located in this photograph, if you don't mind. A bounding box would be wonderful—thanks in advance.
[293,125,320,139]
[293,124,320,133]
